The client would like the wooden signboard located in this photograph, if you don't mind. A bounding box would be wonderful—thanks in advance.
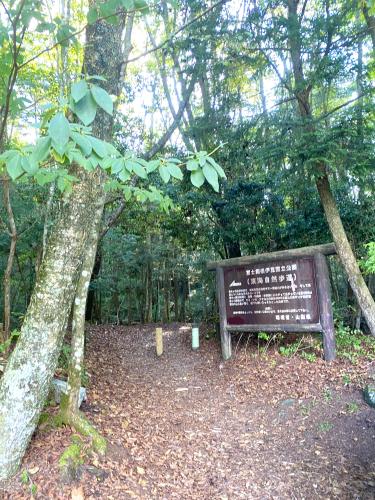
[208,244,336,362]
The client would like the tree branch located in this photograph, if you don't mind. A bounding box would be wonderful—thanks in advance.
[127,0,228,64]
[144,72,198,161]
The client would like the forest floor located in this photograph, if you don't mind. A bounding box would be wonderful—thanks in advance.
[2,323,375,499]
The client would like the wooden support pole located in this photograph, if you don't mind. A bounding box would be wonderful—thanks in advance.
[155,327,163,357]
[216,267,231,360]
[314,253,336,361]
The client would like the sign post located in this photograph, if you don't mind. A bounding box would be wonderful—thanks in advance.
[208,244,337,361]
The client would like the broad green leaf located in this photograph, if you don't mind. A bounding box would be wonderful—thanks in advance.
[106,14,120,25]
[146,160,159,173]
[70,131,92,156]
[167,163,183,180]
[190,168,205,188]
[7,155,23,180]
[51,144,66,161]
[203,164,219,192]
[0,150,18,163]
[72,92,97,125]
[207,156,226,178]
[121,0,135,9]
[71,80,88,103]
[57,176,67,192]
[123,185,132,200]
[70,151,90,170]
[21,157,38,175]
[91,85,113,115]
[34,170,57,186]
[48,112,70,147]
[134,157,149,168]
[32,136,51,162]
[89,154,100,168]
[198,155,207,167]
[187,159,199,171]
[119,168,131,181]
[88,136,107,158]
[99,0,120,24]
[100,157,113,170]
[87,7,98,24]
[134,0,150,14]
[124,160,134,172]
[159,166,171,183]
[133,162,147,179]
[112,158,124,174]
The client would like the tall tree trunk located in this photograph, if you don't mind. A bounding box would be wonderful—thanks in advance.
[64,6,134,415]
[0,0,124,479]
[315,174,375,332]
[163,261,170,322]
[61,211,103,420]
[2,177,17,343]
[173,271,179,321]
[0,170,104,480]
[286,0,375,334]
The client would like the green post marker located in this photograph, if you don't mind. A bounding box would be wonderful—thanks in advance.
[192,323,199,351]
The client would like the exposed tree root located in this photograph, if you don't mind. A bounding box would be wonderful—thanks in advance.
[62,410,107,455]
[58,434,87,483]
[53,394,107,481]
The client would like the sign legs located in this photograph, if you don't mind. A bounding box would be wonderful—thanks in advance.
[221,327,232,360]
[314,253,336,361]
[217,267,232,361]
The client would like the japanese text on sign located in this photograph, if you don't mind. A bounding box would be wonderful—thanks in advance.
[223,257,319,326]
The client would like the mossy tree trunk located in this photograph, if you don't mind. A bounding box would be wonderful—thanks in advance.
[2,176,17,343]
[63,6,134,415]
[0,171,105,480]
[63,214,102,416]
[0,1,126,480]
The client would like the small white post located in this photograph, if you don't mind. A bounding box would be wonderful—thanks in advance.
[192,323,199,351]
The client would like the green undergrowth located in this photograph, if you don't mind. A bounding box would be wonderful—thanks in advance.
[253,324,375,365]
[20,468,37,497]
[335,322,375,364]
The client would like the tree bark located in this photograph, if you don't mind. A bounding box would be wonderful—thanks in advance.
[315,174,375,332]
[2,176,17,343]
[63,212,102,417]
[64,6,134,413]
[0,170,104,480]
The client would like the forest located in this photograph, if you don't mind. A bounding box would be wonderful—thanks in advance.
[0,0,375,498]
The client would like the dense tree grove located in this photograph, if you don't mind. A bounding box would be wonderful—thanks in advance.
[0,0,374,480]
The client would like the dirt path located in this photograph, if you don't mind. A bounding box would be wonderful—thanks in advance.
[2,324,375,499]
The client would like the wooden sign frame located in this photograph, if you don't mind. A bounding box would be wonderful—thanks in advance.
[208,244,336,362]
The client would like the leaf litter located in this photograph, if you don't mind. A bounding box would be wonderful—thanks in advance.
[1,323,375,499]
